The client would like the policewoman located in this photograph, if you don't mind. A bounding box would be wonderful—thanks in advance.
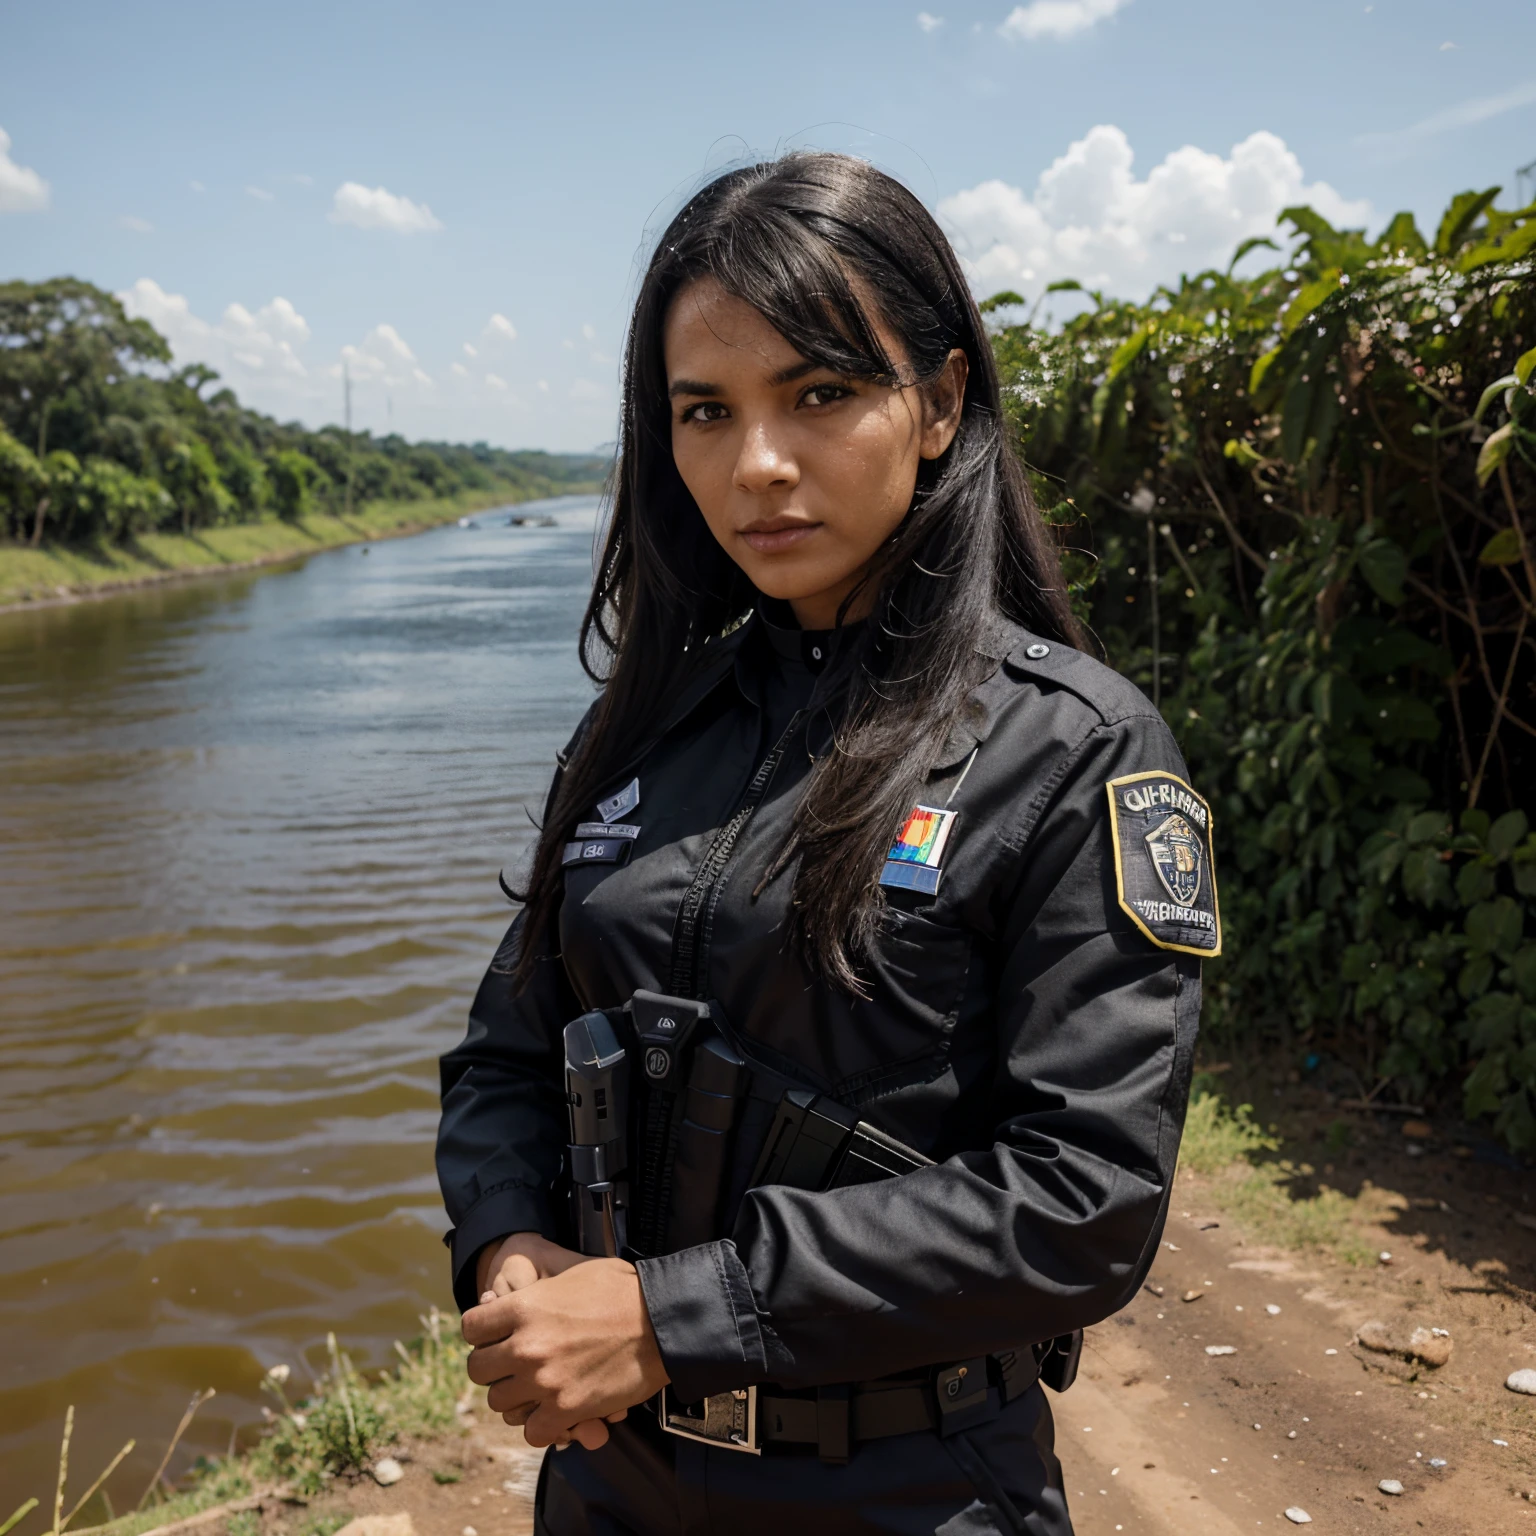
[436,153,1217,1536]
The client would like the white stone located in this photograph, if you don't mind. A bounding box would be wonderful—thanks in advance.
[1205,1345,1237,1356]
[1284,1509,1312,1525]
[1507,1368,1536,1395]
[1379,1479,1404,1495]
[372,1456,404,1486]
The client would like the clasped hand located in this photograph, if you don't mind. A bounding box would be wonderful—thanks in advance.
[462,1232,670,1450]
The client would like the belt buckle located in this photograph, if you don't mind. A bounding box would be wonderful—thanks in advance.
[657,1385,760,1454]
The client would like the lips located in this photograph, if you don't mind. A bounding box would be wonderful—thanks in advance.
[739,519,820,555]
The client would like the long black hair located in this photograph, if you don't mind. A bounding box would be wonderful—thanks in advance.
[515,151,1081,992]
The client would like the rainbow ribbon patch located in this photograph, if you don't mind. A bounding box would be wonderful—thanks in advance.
[879,804,957,896]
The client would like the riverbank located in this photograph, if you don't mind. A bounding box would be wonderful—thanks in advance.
[0,488,590,611]
[16,1084,1531,1536]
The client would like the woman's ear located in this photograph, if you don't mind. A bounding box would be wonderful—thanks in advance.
[919,348,969,461]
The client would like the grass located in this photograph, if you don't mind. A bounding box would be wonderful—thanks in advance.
[10,1309,471,1536]
[1178,1082,1385,1265]
[0,486,576,607]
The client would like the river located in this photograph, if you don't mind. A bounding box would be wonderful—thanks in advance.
[0,499,600,1504]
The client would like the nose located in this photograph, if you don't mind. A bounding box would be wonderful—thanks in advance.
[732,418,798,496]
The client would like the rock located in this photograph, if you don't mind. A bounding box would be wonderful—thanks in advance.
[1379,1250,1393,1264]
[1407,1327,1453,1367]
[1205,1345,1237,1356]
[1379,1479,1404,1496]
[1284,1508,1312,1524]
[1507,1369,1536,1395]
[372,1456,404,1486]
[1402,1120,1433,1139]
[1182,1289,1204,1303]
[1266,1304,1282,1315]
[1356,1320,1453,1367]
[1143,1282,1165,1297]
[1358,1321,1394,1353]
[335,1518,415,1536]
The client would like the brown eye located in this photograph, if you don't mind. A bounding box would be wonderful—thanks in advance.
[681,401,728,424]
[802,383,851,408]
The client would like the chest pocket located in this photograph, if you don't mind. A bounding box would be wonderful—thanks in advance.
[834,905,974,1103]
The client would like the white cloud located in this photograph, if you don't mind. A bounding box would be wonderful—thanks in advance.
[463,342,478,357]
[917,12,944,31]
[330,181,443,233]
[581,322,597,342]
[0,126,49,212]
[537,379,550,393]
[245,185,275,202]
[450,361,470,378]
[999,0,1130,41]
[485,373,509,391]
[118,215,154,234]
[939,125,1371,303]
[487,313,518,343]
[120,280,312,396]
[190,180,206,194]
[340,323,420,382]
[1357,79,1536,152]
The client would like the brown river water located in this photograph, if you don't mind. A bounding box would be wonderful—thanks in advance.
[0,499,600,1504]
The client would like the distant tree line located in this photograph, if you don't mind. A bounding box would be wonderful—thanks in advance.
[991,187,1536,1146]
[0,278,609,546]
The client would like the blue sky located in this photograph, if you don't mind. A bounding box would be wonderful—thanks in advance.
[3,0,1533,452]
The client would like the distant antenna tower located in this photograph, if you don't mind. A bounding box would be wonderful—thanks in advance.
[1519,158,1536,208]
[343,362,355,519]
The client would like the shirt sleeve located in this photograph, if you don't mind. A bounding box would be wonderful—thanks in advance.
[635,712,1202,1401]
[436,913,581,1313]
[436,713,596,1314]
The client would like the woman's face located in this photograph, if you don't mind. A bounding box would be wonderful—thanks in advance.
[664,278,967,630]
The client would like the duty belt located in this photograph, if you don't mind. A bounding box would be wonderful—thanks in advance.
[653,1343,1066,1462]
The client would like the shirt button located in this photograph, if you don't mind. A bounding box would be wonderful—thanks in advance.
[1026,643,1051,659]
[811,646,822,660]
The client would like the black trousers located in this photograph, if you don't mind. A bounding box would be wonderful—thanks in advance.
[534,1385,1074,1536]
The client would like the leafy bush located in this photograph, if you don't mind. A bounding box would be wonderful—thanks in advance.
[991,187,1536,1147]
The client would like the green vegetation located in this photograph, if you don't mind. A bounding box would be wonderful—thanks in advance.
[0,491,517,606]
[0,277,608,599]
[1179,1089,1382,1264]
[242,1317,468,1496]
[12,1311,470,1535]
[991,187,1536,1150]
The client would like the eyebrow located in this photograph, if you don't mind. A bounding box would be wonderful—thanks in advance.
[666,359,827,399]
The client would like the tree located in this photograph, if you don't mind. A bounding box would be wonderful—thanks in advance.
[267,449,324,521]
[0,279,170,466]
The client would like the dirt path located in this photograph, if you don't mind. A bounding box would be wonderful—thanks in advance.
[1056,1171,1536,1534]
[270,1127,1536,1536]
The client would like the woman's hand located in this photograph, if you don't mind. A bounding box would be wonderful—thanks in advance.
[463,1257,671,1449]
[475,1230,590,1298]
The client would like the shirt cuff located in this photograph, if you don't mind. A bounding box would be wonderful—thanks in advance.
[446,1181,558,1314]
[635,1239,792,1403]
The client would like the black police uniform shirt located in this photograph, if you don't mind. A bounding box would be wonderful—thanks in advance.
[436,606,1213,1408]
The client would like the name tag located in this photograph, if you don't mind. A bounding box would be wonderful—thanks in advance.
[574,822,640,840]
[562,838,634,869]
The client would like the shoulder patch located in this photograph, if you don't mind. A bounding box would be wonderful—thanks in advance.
[1106,771,1221,957]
